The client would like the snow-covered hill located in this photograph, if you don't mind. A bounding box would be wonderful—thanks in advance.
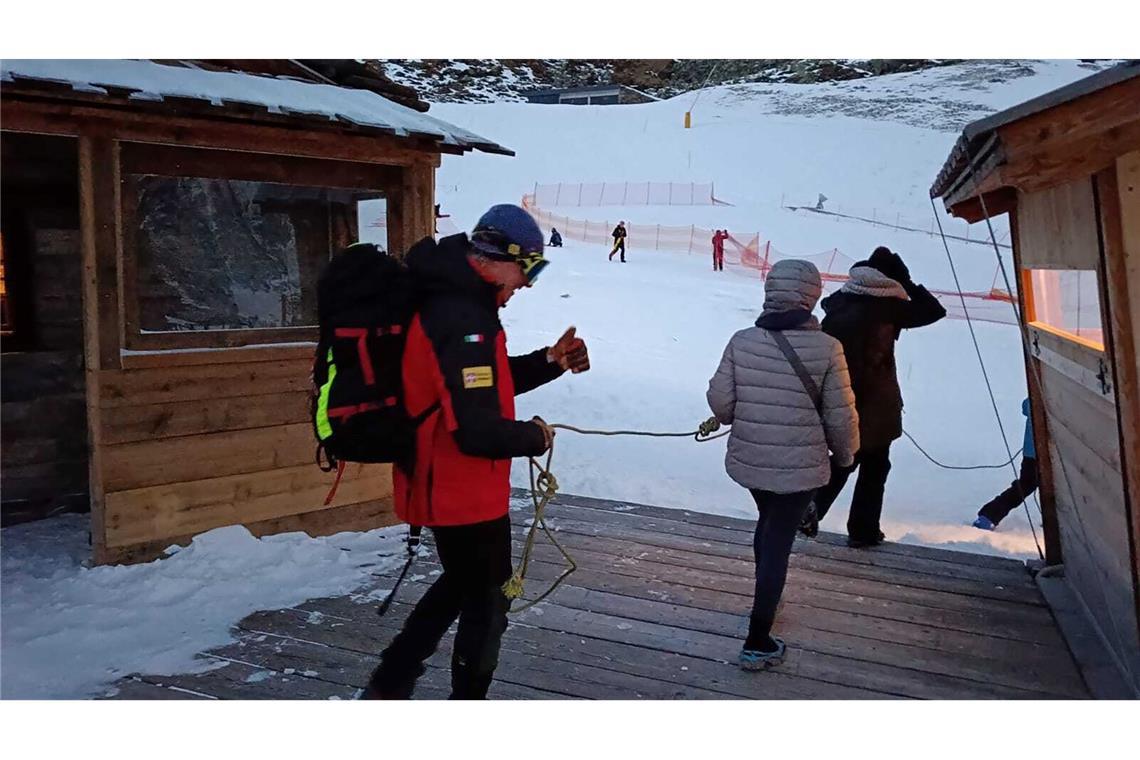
[429,59,1118,559]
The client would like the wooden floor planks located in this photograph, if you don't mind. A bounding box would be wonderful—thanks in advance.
[107,491,1090,700]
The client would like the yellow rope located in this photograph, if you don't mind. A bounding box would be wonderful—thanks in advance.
[502,416,727,612]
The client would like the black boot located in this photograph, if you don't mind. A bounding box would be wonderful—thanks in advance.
[798,502,819,538]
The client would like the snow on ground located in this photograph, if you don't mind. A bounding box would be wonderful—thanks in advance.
[1,61,1109,700]
[428,60,1111,560]
[0,516,408,699]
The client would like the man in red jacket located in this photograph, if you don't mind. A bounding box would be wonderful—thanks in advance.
[712,230,728,271]
[363,204,590,700]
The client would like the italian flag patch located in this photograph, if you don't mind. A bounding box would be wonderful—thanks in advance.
[463,334,485,343]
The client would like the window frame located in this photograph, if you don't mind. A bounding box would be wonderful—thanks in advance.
[1022,267,1107,354]
[119,143,397,351]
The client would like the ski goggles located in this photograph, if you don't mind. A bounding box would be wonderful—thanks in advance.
[514,248,549,283]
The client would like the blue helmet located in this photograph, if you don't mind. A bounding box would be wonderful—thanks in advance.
[471,204,548,282]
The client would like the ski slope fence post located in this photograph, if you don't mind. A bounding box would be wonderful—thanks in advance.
[577,183,583,205]
[689,225,695,254]
[655,225,661,250]
[555,183,563,205]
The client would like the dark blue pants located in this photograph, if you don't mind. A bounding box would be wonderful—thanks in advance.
[745,488,815,649]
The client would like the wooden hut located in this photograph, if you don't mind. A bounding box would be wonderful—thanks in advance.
[0,59,511,564]
[932,61,1140,693]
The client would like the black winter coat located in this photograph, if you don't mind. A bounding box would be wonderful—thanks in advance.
[820,267,946,449]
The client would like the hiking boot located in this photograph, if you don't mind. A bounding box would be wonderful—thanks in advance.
[847,531,886,549]
[972,515,996,531]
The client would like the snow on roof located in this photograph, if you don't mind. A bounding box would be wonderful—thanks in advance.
[0,59,513,156]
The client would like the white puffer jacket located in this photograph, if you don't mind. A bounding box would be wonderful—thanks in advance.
[707,260,860,493]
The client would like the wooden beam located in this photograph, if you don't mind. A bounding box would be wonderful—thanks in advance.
[1011,207,1063,564]
[1,97,449,168]
[1098,156,1140,635]
[78,136,124,564]
[999,77,1140,169]
[946,187,1017,224]
[120,143,400,189]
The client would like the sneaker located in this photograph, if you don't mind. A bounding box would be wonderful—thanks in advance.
[739,638,786,670]
[847,530,886,549]
[972,515,996,531]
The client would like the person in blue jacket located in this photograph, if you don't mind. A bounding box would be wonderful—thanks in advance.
[974,397,1039,530]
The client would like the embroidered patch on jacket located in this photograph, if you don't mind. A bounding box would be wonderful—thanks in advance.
[463,333,485,343]
[462,366,493,389]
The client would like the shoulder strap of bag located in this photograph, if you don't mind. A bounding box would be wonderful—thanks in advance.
[768,330,824,418]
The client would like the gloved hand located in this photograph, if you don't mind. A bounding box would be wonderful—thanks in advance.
[532,416,555,452]
[547,326,591,374]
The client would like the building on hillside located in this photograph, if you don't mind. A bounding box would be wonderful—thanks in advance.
[932,60,1140,695]
[524,83,656,105]
[0,59,511,564]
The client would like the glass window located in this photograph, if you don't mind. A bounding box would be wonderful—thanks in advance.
[1026,268,1104,350]
[129,175,381,333]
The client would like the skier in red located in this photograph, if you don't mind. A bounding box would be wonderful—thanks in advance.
[712,230,728,272]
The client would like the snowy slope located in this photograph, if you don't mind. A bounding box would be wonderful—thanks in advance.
[429,60,1114,560]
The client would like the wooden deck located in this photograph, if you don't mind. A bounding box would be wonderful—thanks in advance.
[107,491,1090,700]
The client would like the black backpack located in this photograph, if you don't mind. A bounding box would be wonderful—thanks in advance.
[311,243,434,473]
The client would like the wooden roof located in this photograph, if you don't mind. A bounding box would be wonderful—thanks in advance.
[0,59,513,157]
[931,61,1140,221]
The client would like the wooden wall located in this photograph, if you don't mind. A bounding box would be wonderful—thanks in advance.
[65,134,438,565]
[94,347,395,563]
[1,134,90,525]
[1018,176,1140,691]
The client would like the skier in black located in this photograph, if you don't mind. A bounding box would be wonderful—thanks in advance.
[549,228,563,247]
[609,221,627,262]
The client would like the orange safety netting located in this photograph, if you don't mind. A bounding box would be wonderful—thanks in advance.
[531,181,727,207]
[523,194,1018,326]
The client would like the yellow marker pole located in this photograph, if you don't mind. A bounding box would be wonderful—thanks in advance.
[684,111,691,129]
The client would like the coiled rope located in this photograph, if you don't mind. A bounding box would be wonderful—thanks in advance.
[501,417,728,611]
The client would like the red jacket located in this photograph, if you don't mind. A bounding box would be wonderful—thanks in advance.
[394,235,564,527]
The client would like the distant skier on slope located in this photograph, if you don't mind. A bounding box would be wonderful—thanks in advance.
[712,229,728,271]
[609,221,628,262]
[549,227,563,247]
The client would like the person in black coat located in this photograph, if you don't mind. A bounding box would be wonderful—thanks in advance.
[549,228,563,247]
[609,222,628,262]
[801,246,946,547]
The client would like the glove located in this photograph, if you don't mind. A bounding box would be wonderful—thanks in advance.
[888,252,911,284]
[532,416,555,452]
[547,326,591,374]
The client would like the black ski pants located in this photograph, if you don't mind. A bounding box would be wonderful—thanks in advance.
[371,515,512,699]
[813,445,892,543]
[745,488,814,649]
[609,239,626,261]
[979,457,1039,525]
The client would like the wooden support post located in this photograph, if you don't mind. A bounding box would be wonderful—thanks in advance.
[1097,158,1140,631]
[1010,207,1063,565]
[78,135,124,564]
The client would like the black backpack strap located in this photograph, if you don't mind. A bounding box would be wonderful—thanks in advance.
[768,330,824,418]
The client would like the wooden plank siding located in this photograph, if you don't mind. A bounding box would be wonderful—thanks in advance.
[1018,178,1102,269]
[95,351,397,555]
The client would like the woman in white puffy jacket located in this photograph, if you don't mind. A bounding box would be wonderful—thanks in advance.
[707,258,859,669]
